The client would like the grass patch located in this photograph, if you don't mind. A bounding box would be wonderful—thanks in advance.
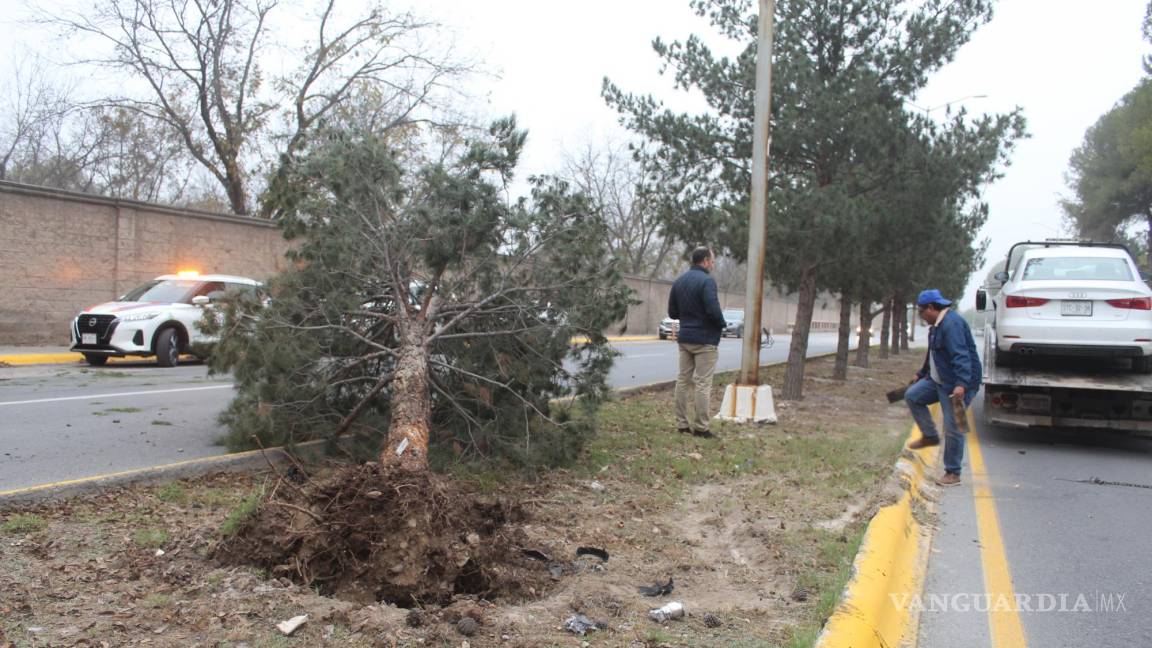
[104,407,142,413]
[156,483,188,504]
[151,419,173,426]
[783,527,867,648]
[2,513,47,534]
[142,593,172,608]
[219,487,264,537]
[132,528,169,548]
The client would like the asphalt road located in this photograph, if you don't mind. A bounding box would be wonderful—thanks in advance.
[0,331,866,492]
[918,388,1152,647]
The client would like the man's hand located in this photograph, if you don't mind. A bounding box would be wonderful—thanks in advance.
[951,385,966,402]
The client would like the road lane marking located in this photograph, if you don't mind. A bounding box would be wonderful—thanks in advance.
[0,384,234,407]
[968,409,1029,648]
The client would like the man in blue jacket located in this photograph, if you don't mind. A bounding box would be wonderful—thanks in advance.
[668,246,727,438]
[905,289,982,486]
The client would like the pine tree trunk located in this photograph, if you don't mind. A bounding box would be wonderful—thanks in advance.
[382,324,431,472]
[900,303,910,350]
[889,296,901,356]
[833,293,852,380]
[782,267,818,400]
[855,301,871,368]
[880,301,892,359]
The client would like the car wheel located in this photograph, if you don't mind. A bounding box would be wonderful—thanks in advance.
[1135,357,1152,374]
[735,326,744,339]
[83,353,109,367]
[659,332,668,340]
[155,328,181,367]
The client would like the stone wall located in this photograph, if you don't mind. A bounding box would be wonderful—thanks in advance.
[0,181,291,345]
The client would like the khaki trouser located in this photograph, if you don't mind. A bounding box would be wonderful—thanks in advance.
[675,343,719,432]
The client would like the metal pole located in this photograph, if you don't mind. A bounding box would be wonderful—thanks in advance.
[738,0,776,386]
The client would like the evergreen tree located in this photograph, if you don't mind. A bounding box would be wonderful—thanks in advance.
[207,118,633,472]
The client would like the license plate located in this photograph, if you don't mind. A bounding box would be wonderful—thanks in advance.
[1061,300,1093,316]
[81,333,97,344]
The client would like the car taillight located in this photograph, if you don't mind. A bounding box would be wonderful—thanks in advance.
[1107,297,1152,310]
[1005,295,1049,308]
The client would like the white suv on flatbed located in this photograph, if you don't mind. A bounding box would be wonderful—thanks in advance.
[69,273,261,367]
[983,242,1152,372]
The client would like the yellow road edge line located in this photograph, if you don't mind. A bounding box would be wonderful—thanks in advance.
[968,408,1029,648]
[815,409,942,648]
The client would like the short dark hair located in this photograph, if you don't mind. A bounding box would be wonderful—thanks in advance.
[919,302,949,312]
[691,246,713,265]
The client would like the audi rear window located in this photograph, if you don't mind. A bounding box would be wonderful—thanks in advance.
[1021,257,1134,281]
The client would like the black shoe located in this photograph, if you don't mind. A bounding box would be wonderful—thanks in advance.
[907,436,940,450]
[692,429,716,439]
[677,427,691,435]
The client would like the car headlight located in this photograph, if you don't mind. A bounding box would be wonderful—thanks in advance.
[121,311,161,322]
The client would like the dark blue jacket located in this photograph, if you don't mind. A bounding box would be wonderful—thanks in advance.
[668,265,725,346]
[918,309,982,392]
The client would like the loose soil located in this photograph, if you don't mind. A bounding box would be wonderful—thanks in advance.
[0,352,924,647]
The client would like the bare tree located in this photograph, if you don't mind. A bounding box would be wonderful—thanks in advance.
[0,57,76,184]
[38,0,468,216]
[560,140,676,278]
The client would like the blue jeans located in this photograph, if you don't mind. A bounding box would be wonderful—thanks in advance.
[905,378,977,475]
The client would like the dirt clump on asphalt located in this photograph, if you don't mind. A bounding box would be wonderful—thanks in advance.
[213,462,551,607]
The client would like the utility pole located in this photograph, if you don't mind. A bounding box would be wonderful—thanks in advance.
[737,0,776,386]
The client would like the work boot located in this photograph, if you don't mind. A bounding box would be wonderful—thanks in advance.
[935,473,962,487]
[676,427,691,435]
[907,436,940,450]
[692,429,716,439]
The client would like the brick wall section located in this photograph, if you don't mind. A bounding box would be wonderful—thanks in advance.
[0,181,291,345]
[0,180,854,346]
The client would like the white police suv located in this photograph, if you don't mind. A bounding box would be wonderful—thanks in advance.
[70,273,262,367]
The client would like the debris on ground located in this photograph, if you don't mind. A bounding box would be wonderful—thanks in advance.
[276,614,308,636]
[564,614,606,635]
[791,586,810,602]
[637,576,675,597]
[703,612,723,628]
[456,616,478,636]
[648,601,685,623]
[575,546,609,562]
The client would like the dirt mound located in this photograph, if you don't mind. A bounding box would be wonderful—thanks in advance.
[213,463,548,607]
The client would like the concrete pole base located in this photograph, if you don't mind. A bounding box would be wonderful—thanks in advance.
[715,383,778,424]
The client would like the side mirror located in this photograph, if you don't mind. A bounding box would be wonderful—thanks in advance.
[192,295,211,307]
[993,271,1009,283]
[975,289,988,312]
[1141,271,1150,281]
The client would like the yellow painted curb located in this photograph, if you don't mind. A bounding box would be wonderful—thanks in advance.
[815,410,942,648]
[0,353,199,366]
[0,353,85,365]
[570,335,659,344]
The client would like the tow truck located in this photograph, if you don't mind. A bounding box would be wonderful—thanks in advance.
[976,241,1152,435]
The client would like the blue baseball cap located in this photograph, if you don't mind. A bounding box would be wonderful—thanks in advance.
[916,289,952,307]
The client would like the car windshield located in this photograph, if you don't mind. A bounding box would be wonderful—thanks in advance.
[119,279,199,303]
[1021,257,1134,282]
[723,310,744,319]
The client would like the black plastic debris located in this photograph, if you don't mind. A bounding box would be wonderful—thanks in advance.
[576,546,609,562]
[637,576,674,597]
[520,548,552,562]
[564,614,607,636]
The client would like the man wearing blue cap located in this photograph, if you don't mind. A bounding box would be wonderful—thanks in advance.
[905,289,982,486]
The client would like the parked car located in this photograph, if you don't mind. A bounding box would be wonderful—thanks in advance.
[980,242,1152,372]
[70,273,262,367]
[722,309,745,338]
[658,316,679,340]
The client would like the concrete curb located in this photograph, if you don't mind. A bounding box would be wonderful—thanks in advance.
[0,349,837,509]
[814,415,941,648]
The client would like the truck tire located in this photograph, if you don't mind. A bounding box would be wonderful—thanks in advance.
[1135,357,1152,374]
[83,353,109,367]
[155,328,181,367]
[734,326,744,339]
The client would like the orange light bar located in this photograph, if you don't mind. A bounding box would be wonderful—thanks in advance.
[176,270,201,278]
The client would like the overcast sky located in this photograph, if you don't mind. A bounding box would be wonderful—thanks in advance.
[5,0,1150,305]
